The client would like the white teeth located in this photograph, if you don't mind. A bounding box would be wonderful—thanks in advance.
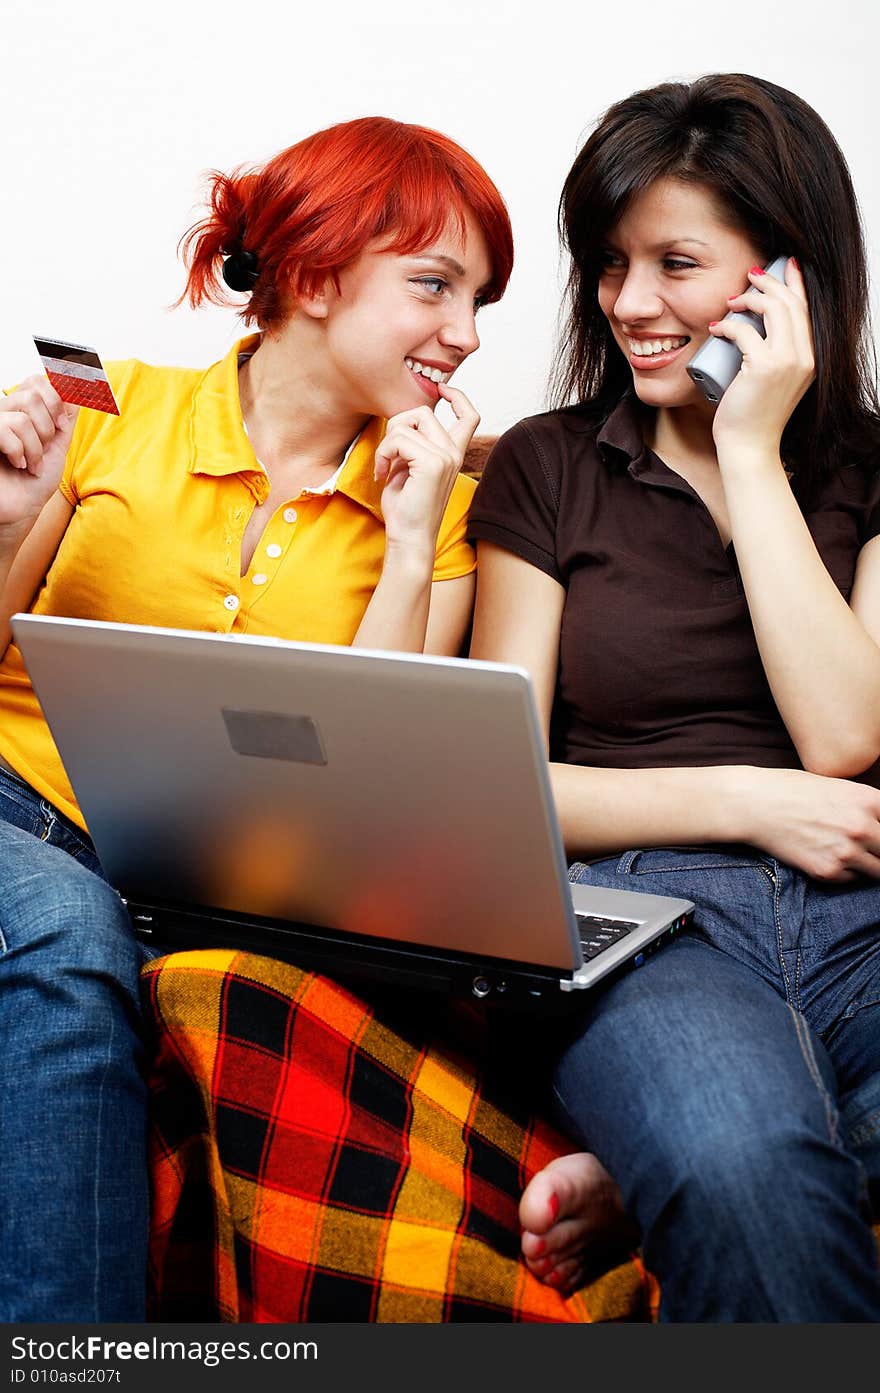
[629,336,688,357]
[407,358,451,383]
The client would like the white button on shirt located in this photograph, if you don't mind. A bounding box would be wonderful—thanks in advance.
[252,573,267,586]
[223,594,239,611]
[266,543,282,558]
[283,507,297,523]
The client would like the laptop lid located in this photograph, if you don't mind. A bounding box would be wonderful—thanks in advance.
[12,615,587,977]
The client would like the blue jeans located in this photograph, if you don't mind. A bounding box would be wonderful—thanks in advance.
[0,767,160,1321]
[555,847,880,1322]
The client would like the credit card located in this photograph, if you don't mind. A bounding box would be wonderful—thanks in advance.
[33,335,120,415]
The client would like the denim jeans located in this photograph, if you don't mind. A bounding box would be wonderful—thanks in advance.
[0,766,161,1321]
[554,846,880,1322]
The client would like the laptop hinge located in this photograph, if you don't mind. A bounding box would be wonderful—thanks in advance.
[127,900,575,1007]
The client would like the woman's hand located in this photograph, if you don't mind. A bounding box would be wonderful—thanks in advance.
[709,258,815,457]
[0,377,77,531]
[741,765,880,881]
[372,385,479,562]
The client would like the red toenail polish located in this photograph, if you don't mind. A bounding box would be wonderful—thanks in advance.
[548,1193,560,1222]
[532,1237,546,1257]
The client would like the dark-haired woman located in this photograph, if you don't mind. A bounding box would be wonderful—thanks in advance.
[469,74,880,1321]
[0,116,513,1320]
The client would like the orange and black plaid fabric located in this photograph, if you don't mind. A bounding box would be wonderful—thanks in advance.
[142,950,657,1323]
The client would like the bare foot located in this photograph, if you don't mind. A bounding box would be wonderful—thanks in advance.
[519,1152,638,1295]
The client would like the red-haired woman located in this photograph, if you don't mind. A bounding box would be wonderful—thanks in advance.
[0,116,513,1321]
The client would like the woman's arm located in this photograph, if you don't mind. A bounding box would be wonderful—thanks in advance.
[0,492,74,655]
[470,542,880,879]
[718,455,880,777]
[424,572,475,655]
[711,263,880,776]
[352,387,479,656]
[0,378,78,655]
[352,567,474,657]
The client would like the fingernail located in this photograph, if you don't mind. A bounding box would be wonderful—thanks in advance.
[548,1193,560,1222]
[708,320,720,327]
[791,256,800,271]
[749,265,764,275]
[531,1237,546,1257]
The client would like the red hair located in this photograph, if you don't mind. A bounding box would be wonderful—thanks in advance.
[179,116,513,328]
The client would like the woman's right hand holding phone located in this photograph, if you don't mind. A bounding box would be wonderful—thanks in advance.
[0,377,77,532]
[709,258,815,459]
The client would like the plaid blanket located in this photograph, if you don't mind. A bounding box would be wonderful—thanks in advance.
[142,950,657,1322]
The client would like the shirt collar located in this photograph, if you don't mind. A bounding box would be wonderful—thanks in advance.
[189,334,269,503]
[595,392,687,486]
[596,393,648,467]
[329,416,387,520]
[190,334,387,516]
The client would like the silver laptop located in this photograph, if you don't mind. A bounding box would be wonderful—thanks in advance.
[12,614,693,1006]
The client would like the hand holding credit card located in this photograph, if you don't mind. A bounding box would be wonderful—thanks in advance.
[33,335,120,415]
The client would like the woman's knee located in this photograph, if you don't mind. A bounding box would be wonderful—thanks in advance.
[559,1016,860,1254]
[0,822,135,974]
[660,1111,851,1223]
[553,965,849,1224]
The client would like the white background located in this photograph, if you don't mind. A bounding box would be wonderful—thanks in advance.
[4,0,877,434]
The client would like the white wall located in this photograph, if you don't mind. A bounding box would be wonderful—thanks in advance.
[4,0,878,434]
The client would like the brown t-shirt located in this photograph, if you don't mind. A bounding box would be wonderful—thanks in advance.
[467,395,880,771]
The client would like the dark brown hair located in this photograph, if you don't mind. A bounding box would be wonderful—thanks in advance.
[553,73,880,484]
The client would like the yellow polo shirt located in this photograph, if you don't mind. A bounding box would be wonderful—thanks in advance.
[0,336,477,830]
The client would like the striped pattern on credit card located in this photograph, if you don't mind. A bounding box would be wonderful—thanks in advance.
[33,336,120,415]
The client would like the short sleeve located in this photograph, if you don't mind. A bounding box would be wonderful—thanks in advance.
[58,409,90,506]
[430,472,478,581]
[57,360,137,507]
[466,419,563,583]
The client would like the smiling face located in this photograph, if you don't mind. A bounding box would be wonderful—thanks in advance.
[598,178,767,411]
[315,211,493,420]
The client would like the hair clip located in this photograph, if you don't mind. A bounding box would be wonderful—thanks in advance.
[222,249,260,292]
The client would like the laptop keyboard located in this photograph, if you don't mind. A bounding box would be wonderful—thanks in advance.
[575,913,640,960]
